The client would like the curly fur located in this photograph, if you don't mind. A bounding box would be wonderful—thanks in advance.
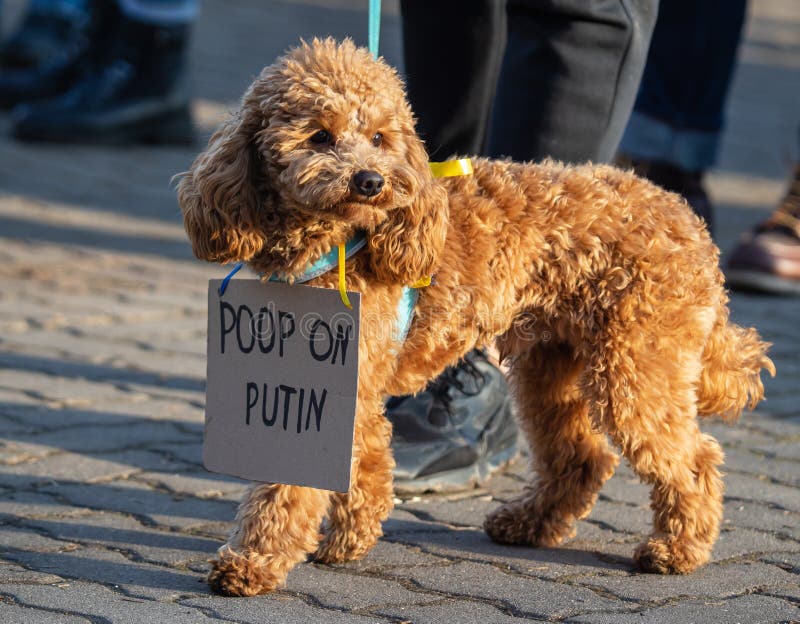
[177,38,775,596]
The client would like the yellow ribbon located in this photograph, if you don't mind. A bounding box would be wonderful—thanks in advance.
[336,158,473,307]
[337,242,353,309]
[429,158,474,178]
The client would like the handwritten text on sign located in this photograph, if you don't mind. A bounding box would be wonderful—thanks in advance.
[204,279,360,492]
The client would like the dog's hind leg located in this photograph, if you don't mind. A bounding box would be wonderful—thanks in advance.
[485,343,619,547]
[314,395,395,564]
[595,315,725,574]
[208,484,331,596]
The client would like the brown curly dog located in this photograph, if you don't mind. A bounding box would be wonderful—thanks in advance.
[178,38,775,596]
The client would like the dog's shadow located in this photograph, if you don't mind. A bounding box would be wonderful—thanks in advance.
[380,518,632,575]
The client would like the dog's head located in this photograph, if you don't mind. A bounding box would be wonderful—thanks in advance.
[178,38,448,284]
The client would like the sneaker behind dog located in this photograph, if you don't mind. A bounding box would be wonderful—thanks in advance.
[387,349,520,495]
[727,165,800,295]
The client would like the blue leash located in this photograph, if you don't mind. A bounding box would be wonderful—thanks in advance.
[368,0,381,58]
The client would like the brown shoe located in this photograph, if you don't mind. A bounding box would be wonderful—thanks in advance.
[727,165,800,295]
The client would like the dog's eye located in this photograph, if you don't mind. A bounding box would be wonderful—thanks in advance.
[372,132,383,147]
[309,130,332,145]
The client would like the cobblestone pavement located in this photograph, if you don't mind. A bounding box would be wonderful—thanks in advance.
[1,1,799,622]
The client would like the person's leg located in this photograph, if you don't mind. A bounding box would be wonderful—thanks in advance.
[0,0,99,108]
[618,0,748,230]
[393,0,657,494]
[0,0,90,69]
[488,0,659,163]
[11,0,197,144]
[393,1,519,494]
[622,0,747,170]
[400,0,506,158]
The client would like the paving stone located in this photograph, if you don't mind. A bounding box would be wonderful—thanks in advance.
[595,473,652,508]
[2,549,204,602]
[339,540,451,573]
[147,441,205,467]
[724,472,800,512]
[722,448,800,489]
[0,560,64,585]
[752,440,800,462]
[738,411,800,438]
[386,560,627,620]
[131,470,248,500]
[0,346,206,394]
[0,403,126,432]
[0,441,54,466]
[703,420,781,451]
[723,500,800,541]
[0,603,90,624]
[384,519,632,580]
[0,491,88,521]
[376,599,541,623]
[12,421,195,454]
[92,395,204,424]
[23,512,221,568]
[0,369,149,405]
[0,388,39,408]
[286,563,440,611]
[0,450,145,490]
[566,593,800,624]
[4,582,229,623]
[39,479,238,530]
[760,551,800,576]
[181,594,390,623]
[713,526,800,562]
[398,493,495,529]
[0,525,80,554]
[576,561,798,603]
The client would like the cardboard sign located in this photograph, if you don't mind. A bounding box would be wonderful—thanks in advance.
[204,279,360,492]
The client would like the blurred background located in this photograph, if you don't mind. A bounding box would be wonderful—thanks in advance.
[0,0,796,252]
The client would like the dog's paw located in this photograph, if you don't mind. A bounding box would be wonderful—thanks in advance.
[484,501,573,548]
[633,536,710,575]
[484,502,533,545]
[312,532,375,564]
[207,550,284,596]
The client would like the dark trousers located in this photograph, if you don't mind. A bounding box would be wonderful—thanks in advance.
[401,0,659,164]
[635,0,746,134]
[619,0,747,171]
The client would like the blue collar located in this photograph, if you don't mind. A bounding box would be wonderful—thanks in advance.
[269,231,368,284]
[217,231,420,345]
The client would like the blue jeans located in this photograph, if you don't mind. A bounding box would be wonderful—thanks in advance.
[31,0,198,24]
[620,0,747,171]
[118,0,198,24]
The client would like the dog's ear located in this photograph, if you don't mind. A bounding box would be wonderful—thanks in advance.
[368,127,449,284]
[178,103,268,263]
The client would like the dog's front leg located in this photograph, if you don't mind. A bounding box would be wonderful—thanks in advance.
[208,483,331,596]
[314,395,394,564]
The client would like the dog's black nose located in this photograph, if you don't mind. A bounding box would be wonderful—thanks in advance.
[352,170,385,197]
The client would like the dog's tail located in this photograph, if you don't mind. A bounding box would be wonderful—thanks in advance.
[697,314,775,422]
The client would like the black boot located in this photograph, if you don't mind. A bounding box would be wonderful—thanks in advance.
[0,2,103,109]
[11,11,193,145]
[0,2,90,69]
